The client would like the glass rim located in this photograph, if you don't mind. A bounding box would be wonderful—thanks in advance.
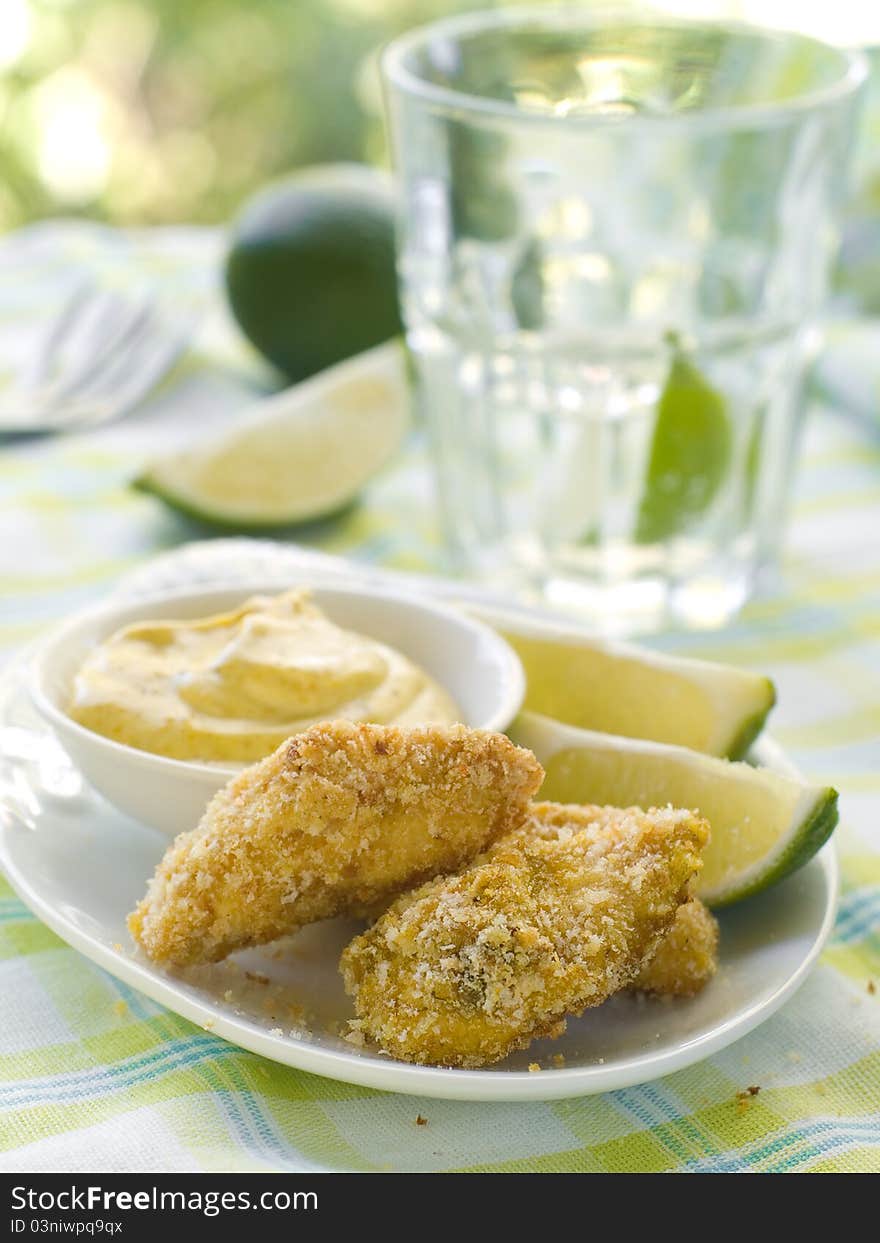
[381,6,867,132]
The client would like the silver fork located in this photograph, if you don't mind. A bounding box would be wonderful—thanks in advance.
[1,280,186,433]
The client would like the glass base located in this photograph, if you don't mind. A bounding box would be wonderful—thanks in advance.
[446,541,758,636]
[539,568,752,635]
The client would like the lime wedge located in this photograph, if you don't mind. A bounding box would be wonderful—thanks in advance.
[636,343,731,543]
[511,712,838,907]
[135,341,408,528]
[473,607,774,759]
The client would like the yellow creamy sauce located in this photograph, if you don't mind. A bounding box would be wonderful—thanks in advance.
[69,589,460,762]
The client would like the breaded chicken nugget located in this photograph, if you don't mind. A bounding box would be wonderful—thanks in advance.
[633,898,718,997]
[129,721,543,966]
[515,803,719,999]
[341,801,708,1067]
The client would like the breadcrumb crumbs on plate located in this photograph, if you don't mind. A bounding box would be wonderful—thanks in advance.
[112,943,123,953]
[269,1027,283,1037]
[223,989,234,1003]
[416,1115,428,1126]
[735,1085,761,1111]
[552,1054,566,1068]
[868,979,876,995]
[528,1062,541,1073]
[112,1000,127,1018]
[202,1019,215,1031]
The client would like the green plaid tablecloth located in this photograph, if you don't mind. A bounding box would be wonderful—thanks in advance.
[1,223,878,1173]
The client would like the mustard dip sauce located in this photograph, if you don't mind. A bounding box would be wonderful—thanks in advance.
[69,589,460,762]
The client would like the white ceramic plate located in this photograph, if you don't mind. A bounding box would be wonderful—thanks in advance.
[0,658,836,1102]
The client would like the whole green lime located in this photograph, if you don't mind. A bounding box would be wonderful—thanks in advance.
[225,164,403,382]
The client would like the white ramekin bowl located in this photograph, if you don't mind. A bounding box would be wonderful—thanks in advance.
[29,580,526,838]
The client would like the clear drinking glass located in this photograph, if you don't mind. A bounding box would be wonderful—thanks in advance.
[382,9,865,631]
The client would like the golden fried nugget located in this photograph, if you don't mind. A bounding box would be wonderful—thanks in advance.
[129,721,543,966]
[633,898,718,997]
[521,803,719,999]
[341,801,709,1067]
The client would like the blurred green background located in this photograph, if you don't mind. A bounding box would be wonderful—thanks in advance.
[0,0,484,231]
[0,0,876,236]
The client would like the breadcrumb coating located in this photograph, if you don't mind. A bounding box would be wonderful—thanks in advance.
[129,721,543,966]
[634,898,719,997]
[522,803,719,999]
[341,800,709,1067]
